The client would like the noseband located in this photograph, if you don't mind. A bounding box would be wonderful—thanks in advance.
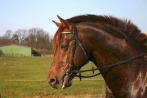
[64,24,145,81]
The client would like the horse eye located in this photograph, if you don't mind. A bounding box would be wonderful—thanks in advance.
[61,43,68,49]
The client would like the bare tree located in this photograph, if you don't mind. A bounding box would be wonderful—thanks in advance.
[12,29,27,44]
[4,30,13,39]
[27,28,51,54]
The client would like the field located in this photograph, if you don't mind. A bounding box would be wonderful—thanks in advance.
[0,56,105,98]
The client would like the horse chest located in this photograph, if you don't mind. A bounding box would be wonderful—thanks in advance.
[130,72,147,98]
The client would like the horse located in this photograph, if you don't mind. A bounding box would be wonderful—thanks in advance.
[48,14,147,98]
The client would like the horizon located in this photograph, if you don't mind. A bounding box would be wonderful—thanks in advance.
[0,0,147,36]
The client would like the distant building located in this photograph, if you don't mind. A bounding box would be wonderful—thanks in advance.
[0,44,31,56]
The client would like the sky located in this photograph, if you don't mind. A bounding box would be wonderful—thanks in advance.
[0,0,147,36]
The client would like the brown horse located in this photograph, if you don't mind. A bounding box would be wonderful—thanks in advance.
[48,14,147,98]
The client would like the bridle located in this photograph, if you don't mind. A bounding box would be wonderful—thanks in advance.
[64,24,145,81]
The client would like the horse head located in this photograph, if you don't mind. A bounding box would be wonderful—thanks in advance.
[48,16,89,89]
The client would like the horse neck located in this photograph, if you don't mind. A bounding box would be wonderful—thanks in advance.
[78,23,143,65]
[78,24,147,97]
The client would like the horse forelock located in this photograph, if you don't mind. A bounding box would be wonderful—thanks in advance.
[52,26,63,53]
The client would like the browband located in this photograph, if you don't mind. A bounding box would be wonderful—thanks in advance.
[62,32,71,34]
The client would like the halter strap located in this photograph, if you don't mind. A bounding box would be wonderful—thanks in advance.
[65,24,89,78]
[72,24,89,60]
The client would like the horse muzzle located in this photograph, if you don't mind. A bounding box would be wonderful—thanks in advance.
[48,73,72,89]
[48,76,59,89]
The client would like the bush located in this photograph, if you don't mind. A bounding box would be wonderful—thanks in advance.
[0,50,4,57]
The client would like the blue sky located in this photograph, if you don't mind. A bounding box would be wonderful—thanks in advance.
[0,0,147,36]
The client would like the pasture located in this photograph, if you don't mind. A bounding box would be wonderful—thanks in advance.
[0,56,105,98]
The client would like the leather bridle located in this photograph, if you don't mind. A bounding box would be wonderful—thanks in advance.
[64,24,144,81]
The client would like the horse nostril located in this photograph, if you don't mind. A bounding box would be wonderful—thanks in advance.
[49,77,57,86]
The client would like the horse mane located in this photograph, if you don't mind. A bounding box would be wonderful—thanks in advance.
[67,14,147,51]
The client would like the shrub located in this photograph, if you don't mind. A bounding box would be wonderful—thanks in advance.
[0,50,4,57]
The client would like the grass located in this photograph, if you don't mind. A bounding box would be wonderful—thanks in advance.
[0,56,105,98]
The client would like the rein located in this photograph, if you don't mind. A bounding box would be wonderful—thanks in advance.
[65,24,144,81]
[73,53,144,80]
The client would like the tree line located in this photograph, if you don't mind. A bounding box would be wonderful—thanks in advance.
[0,27,52,55]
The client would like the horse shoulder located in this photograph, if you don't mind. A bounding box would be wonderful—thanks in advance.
[130,72,147,98]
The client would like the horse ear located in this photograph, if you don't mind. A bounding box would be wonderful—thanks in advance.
[52,20,61,27]
[57,15,70,29]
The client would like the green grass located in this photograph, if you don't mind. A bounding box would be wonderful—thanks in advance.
[0,56,105,98]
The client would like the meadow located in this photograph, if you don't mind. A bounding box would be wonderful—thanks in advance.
[0,56,105,98]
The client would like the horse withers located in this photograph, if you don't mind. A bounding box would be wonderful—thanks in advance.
[48,14,147,98]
